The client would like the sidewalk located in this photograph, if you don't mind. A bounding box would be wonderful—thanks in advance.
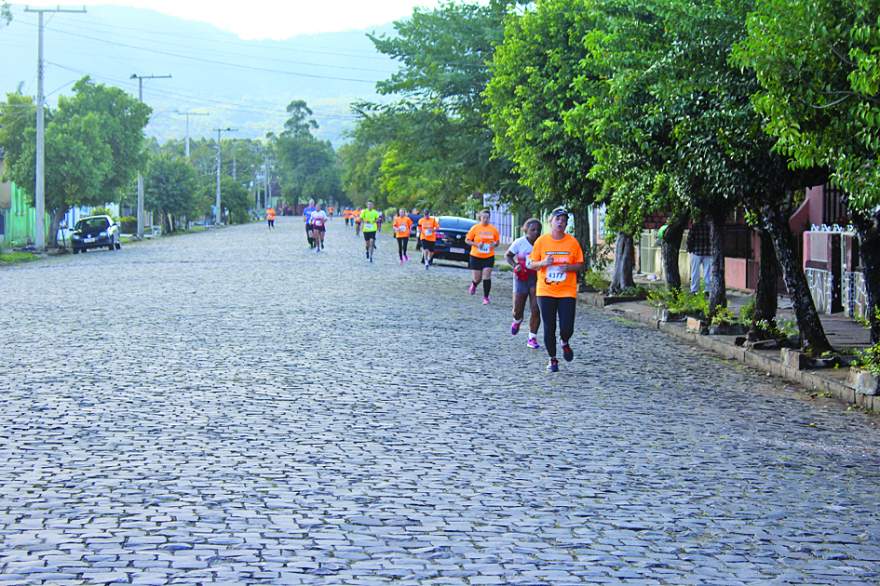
[580,283,878,413]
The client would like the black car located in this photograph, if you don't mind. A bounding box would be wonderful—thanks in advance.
[432,216,478,263]
[71,215,121,253]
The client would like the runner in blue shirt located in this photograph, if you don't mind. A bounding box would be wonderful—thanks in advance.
[303,199,317,249]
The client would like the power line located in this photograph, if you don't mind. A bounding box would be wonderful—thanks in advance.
[46,61,362,121]
[16,20,383,84]
[10,10,395,62]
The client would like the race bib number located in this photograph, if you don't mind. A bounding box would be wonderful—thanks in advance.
[424,228,433,236]
[478,243,491,253]
[547,266,567,282]
[396,224,408,233]
[313,219,324,227]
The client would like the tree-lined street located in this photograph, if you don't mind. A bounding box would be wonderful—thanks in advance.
[1,222,879,584]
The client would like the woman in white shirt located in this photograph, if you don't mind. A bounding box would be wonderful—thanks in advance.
[505,218,542,349]
[309,203,329,253]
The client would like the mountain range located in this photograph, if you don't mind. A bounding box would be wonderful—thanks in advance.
[1,4,400,146]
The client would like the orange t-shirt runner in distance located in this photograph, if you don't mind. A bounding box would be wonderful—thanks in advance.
[418,217,440,242]
[393,216,413,238]
[529,233,584,298]
[465,224,500,259]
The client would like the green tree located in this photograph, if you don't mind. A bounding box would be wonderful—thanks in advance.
[735,0,880,343]
[351,0,521,212]
[2,78,148,247]
[485,0,599,264]
[274,100,342,205]
[219,175,250,224]
[145,152,200,232]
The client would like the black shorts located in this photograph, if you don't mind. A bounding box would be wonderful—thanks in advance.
[312,225,325,232]
[363,231,377,241]
[420,239,436,251]
[468,255,495,270]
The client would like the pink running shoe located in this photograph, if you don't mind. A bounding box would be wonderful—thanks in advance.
[468,282,477,295]
[482,296,490,305]
[527,338,540,349]
[511,321,521,335]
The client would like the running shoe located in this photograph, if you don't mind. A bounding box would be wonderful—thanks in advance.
[482,296,490,305]
[527,338,540,349]
[562,343,574,362]
[424,261,429,271]
[399,258,404,265]
[404,255,409,262]
[547,358,559,372]
[510,320,521,335]
[468,282,477,295]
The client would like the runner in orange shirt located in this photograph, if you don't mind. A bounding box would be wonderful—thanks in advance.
[354,209,362,236]
[527,207,585,372]
[266,206,276,230]
[417,211,440,270]
[392,208,414,264]
[465,209,501,304]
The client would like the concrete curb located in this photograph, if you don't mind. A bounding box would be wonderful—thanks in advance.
[580,292,877,413]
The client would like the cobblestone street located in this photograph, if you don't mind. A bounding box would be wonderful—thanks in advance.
[2,219,880,585]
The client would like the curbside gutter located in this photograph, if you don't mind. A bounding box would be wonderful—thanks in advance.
[580,292,878,413]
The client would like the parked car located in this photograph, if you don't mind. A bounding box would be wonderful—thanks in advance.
[431,216,478,263]
[71,215,121,253]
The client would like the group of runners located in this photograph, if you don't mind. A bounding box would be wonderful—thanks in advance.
[275,201,584,373]
[458,206,584,372]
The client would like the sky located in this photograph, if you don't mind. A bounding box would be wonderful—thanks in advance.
[17,0,449,39]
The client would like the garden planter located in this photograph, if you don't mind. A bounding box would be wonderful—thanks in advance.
[708,323,748,336]
[686,317,708,335]
[848,367,880,396]
[655,307,686,322]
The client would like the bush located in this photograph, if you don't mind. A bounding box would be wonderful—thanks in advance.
[853,309,880,376]
[118,216,137,234]
[90,206,114,219]
[647,287,708,317]
[739,298,756,324]
[584,269,611,292]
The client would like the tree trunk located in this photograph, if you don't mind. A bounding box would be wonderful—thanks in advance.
[852,214,880,343]
[708,210,727,313]
[752,227,778,332]
[610,233,635,293]
[49,207,68,249]
[661,215,687,291]
[761,204,833,353]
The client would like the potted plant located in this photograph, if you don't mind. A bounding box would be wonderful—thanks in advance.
[708,307,748,336]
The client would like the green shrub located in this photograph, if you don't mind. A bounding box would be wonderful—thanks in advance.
[710,307,736,326]
[648,287,708,317]
[739,298,755,324]
[90,206,114,219]
[584,269,610,292]
[118,216,137,234]
[852,309,880,376]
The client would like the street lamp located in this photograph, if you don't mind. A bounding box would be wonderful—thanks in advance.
[131,73,171,239]
[213,127,237,225]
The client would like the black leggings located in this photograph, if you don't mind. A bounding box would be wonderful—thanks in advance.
[397,237,409,259]
[537,296,576,358]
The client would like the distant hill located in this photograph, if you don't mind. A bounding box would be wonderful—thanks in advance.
[1,5,399,146]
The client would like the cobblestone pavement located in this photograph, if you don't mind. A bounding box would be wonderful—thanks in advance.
[2,220,880,585]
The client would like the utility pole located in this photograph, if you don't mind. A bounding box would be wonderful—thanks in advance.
[174,110,209,158]
[131,73,171,239]
[24,5,86,251]
[213,127,237,225]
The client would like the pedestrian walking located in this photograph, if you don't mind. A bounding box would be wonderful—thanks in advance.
[393,208,414,264]
[465,209,501,304]
[266,206,276,230]
[506,218,542,348]
[686,217,712,293]
[528,207,585,372]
